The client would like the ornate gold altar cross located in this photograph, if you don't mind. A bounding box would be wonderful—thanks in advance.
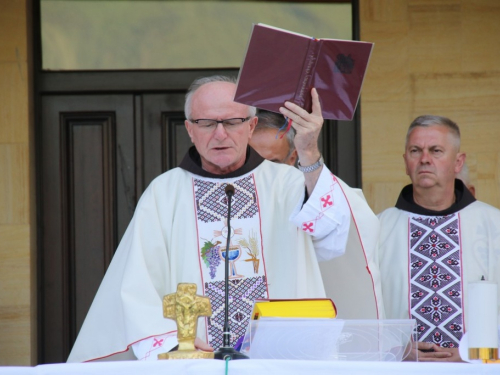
[158,283,214,359]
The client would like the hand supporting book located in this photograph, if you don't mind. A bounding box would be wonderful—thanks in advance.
[279,87,324,195]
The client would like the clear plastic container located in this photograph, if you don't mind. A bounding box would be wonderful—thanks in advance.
[240,318,416,361]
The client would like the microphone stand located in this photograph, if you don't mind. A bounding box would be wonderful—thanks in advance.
[214,184,249,360]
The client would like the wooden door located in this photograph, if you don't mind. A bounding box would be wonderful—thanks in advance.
[39,91,188,363]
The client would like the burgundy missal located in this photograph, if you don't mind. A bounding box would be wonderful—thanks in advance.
[234,24,374,120]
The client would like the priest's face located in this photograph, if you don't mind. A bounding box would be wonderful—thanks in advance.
[403,124,464,191]
[185,82,257,175]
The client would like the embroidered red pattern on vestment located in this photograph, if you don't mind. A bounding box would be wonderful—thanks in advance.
[193,175,268,350]
[409,213,464,348]
[300,173,339,234]
[205,276,267,350]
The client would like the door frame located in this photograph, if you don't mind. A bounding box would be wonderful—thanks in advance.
[33,0,361,364]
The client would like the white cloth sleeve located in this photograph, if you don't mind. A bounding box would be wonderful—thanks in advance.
[290,166,350,262]
[131,332,178,361]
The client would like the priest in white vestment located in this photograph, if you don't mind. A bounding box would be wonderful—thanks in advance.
[68,75,360,362]
[377,115,500,362]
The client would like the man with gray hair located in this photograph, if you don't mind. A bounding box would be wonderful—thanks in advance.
[377,115,500,361]
[249,110,298,166]
[68,75,355,362]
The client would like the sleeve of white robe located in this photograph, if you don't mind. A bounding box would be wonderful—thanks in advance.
[131,332,178,360]
[67,183,180,362]
[290,166,351,262]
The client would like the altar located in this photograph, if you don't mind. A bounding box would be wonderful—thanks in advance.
[2,360,498,375]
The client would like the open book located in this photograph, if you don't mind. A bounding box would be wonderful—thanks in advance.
[234,24,374,120]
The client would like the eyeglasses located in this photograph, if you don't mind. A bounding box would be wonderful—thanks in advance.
[189,117,251,131]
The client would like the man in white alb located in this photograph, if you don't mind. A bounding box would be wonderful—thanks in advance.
[68,75,354,362]
[377,115,500,361]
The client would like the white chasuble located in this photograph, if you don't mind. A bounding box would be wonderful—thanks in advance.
[67,147,355,363]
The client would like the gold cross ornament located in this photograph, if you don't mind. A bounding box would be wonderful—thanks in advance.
[158,283,214,359]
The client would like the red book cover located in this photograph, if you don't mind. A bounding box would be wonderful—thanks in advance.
[234,24,374,120]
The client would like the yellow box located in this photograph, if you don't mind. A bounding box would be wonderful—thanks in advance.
[251,298,337,320]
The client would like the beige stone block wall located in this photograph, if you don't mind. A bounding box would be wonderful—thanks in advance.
[360,0,500,213]
[0,0,36,365]
[1,0,499,365]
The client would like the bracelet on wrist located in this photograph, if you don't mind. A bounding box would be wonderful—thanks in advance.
[297,155,324,173]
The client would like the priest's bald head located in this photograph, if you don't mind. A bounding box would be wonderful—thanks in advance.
[184,76,257,175]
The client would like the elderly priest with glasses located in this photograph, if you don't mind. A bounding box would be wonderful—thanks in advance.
[68,75,363,362]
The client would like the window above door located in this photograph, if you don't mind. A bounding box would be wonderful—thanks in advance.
[41,0,352,70]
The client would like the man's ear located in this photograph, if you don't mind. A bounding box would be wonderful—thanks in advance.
[403,153,410,176]
[248,116,258,138]
[455,152,466,174]
[185,120,194,143]
[287,150,298,167]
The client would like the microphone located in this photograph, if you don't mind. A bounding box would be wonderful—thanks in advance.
[214,184,248,360]
[225,184,235,198]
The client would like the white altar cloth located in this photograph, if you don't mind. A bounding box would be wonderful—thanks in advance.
[1,359,499,375]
